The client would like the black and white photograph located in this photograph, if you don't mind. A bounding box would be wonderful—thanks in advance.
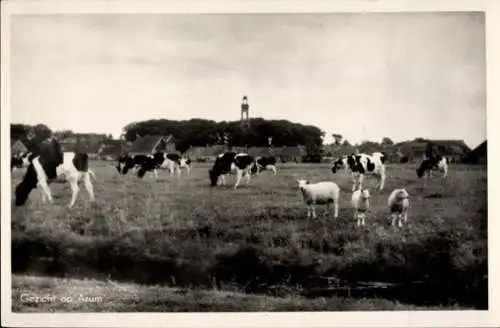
[1,0,498,327]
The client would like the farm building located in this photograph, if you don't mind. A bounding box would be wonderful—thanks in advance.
[464,140,487,165]
[274,145,307,163]
[322,144,356,159]
[183,145,226,162]
[431,140,471,163]
[247,147,276,158]
[128,135,176,156]
[394,139,471,163]
[98,140,128,161]
[11,139,28,155]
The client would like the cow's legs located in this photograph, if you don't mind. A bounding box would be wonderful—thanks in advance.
[245,169,251,184]
[38,179,54,204]
[358,174,364,191]
[83,172,95,202]
[67,178,80,208]
[234,170,243,189]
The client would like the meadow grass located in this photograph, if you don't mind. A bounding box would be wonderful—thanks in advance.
[10,161,487,311]
[12,274,466,312]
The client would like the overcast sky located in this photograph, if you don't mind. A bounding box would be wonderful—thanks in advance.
[10,13,486,148]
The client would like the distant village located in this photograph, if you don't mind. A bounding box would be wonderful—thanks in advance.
[11,131,486,165]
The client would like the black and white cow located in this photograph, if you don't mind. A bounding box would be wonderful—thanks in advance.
[154,152,192,176]
[11,152,37,171]
[209,152,255,189]
[11,156,23,171]
[251,156,277,175]
[116,154,159,179]
[416,153,448,182]
[330,155,349,173]
[331,152,386,191]
[14,138,96,208]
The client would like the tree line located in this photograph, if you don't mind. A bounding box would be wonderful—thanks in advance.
[11,121,438,161]
[122,118,325,154]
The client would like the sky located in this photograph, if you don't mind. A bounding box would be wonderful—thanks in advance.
[10,13,486,148]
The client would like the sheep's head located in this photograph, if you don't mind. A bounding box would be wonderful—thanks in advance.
[396,189,409,200]
[296,179,309,189]
[361,189,370,199]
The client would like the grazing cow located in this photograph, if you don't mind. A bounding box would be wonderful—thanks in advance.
[251,156,277,175]
[179,157,192,175]
[14,138,96,208]
[209,152,255,189]
[154,152,191,176]
[332,152,386,191]
[387,188,410,227]
[117,154,158,179]
[416,154,448,183]
[297,179,340,219]
[330,156,349,173]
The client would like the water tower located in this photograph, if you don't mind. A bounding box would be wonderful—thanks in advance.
[241,95,250,127]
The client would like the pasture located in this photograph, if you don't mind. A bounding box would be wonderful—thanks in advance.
[11,161,487,311]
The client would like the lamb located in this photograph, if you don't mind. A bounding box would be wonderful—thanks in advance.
[387,188,410,227]
[351,189,371,226]
[297,179,340,219]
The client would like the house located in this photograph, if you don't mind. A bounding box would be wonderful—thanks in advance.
[11,139,28,155]
[247,147,276,158]
[98,140,128,161]
[464,140,487,165]
[393,139,470,163]
[128,135,176,156]
[429,140,471,163]
[274,145,307,163]
[183,145,226,162]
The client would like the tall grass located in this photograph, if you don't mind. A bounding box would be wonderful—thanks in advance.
[11,161,488,309]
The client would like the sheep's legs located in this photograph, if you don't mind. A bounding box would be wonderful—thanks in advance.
[333,201,338,218]
[306,205,316,219]
[391,213,397,226]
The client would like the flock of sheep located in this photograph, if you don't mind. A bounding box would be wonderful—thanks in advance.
[296,179,410,228]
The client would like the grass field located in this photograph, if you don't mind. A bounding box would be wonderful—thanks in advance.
[10,161,488,311]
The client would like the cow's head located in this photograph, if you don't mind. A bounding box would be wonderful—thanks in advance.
[331,157,346,174]
[117,155,132,174]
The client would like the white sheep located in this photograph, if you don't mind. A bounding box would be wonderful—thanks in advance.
[387,188,410,227]
[297,179,340,219]
[351,189,371,226]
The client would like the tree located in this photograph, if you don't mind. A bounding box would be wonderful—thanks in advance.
[381,137,394,145]
[342,139,351,147]
[332,134,343,146]
[121,118,325,151]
